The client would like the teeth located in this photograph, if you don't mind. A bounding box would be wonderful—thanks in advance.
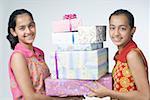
[28,36,33,39]
[24,35,33,39]
[112,37,122,41]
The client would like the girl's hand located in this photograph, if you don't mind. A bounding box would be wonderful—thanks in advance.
[85,81,109,98]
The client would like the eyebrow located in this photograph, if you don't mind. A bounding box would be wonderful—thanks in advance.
[18,21,35,28]
[109,24,127,27]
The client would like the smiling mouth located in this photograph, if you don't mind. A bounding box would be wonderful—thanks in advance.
[24,34,34,37]
[112,37,123,42]
[24,34,34,40]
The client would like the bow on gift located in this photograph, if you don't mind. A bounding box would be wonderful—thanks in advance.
[63,14,77,20]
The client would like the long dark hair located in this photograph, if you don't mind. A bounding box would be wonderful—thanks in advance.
[109,9,134,29]
[6,9,34,50]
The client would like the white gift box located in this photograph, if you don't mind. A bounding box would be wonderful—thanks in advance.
[55,43,103,51]
[77,26,106,44]
[58,62,107,80]
[52,25,106,44]
[55,48,108,80]
[52,32,77,44]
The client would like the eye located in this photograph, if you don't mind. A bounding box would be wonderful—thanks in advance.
[109,26,115,31]
[19,26,25,31]
[29,23,35,28]
[120,27,126,31]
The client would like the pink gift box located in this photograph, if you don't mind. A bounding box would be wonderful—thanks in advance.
[45,73,112,97]
[52,18,82,32]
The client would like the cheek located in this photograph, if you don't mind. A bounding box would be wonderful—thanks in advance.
[31,27,36,32]
[15,30,24,37]
[109,31,113,36]
[121,32,130,37]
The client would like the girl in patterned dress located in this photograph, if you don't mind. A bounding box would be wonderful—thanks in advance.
[7,9,83,100]
[86,9,150,100]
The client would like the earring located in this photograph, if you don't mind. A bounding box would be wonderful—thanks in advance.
[131,34,133,37]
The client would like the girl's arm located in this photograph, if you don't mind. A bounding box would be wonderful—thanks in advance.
[11,52,56,100]
[11,52,83,100]
[86,50,150,100]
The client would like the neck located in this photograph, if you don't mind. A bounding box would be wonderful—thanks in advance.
[118,39,132,53]
[20,43,33,51]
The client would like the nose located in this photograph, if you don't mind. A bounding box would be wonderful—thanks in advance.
[113,28,120,37]
[25,27,32,33]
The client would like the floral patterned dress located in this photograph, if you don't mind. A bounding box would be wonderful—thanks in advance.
[9,43,51,100]
[112,40,148,92]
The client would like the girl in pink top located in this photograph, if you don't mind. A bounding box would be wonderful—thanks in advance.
[7,9,83,100]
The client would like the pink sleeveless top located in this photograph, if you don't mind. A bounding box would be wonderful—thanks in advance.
[8,43,51,100]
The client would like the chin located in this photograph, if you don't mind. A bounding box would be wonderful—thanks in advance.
[113,42,122,47]
[26,40,34,44]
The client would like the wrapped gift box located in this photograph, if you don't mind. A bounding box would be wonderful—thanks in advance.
[55,48,108,68]
[52,26,106,44]
[55,48,108,79]
[52,18,82,32]
[58,62,107,80]
[45,73,112,97]
[76,26,106,44]
[52,32,77,44]
[55,43,103,51]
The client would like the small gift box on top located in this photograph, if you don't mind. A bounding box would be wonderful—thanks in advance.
[52,14,82,32]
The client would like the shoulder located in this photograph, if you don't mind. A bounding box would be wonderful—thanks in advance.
[11,52,26,63]
[126,49,144,67]
[127,49,141,59]
[10,52,28,73]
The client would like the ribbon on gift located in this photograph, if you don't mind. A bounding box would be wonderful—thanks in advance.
[63,14,77,32]
[72,32,74,44]
[63,14,77,20]
[55,51,59,79]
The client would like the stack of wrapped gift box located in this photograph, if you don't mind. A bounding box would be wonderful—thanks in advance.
[45,14,112,97]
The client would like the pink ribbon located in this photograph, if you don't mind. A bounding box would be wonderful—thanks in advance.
[63,14,77,20]
[63,14,77,31]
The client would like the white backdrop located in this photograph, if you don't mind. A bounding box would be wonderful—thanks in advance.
[0,0,149,99]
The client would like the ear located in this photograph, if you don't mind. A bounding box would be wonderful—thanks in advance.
[10,28,17,37]
[131,27,136,36]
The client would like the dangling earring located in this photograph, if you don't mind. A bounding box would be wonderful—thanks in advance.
[131,33,133,38]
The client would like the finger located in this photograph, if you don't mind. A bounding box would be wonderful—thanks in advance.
[95,81,103,87]
[84,84,97,93]
[88,92,97,97]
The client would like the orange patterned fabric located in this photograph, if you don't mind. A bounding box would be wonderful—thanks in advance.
[112,40,147,92]
[112,60,137,92]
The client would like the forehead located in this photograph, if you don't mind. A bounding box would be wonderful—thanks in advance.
[109,14,129,26]
[16,13,33,26]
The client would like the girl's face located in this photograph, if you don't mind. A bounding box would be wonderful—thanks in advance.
[109,14,135,49]
[11,13,36,47]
